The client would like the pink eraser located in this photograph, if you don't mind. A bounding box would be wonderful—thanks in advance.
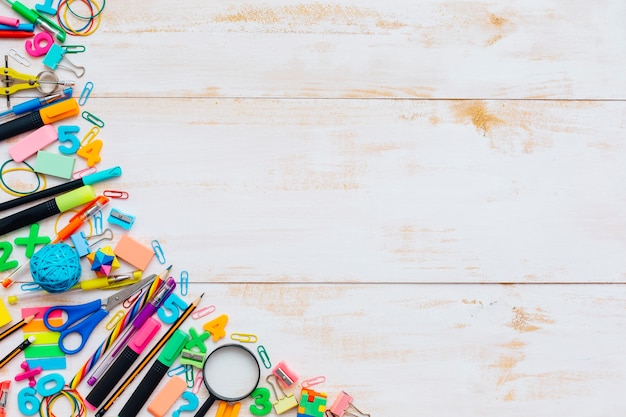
[0,16,19,27]
[129,317,161,354]
[9,125,57,162]
[147,376,187,417]
[114,234,155,271]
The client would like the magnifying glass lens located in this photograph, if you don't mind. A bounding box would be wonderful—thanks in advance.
[203,345,260,400]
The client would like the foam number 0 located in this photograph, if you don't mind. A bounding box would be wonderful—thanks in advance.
[76,139,103,167]
[249,387,272,416]
[203,314,228,342]
[58,126,80,155]
[0,241,18,271]
[24,31,53,57]
[157,293,188,324]
[17,387,40,416]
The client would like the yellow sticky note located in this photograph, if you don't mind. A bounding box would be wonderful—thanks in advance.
[0,297,12,328]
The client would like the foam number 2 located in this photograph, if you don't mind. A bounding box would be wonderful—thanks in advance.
[58,126,80,155]
[249,387,272,416]
[24,31,53,57]
[17,387,40,416]
[203,314,228,342]
[172,391,199,417]
[0,241,18,271]
[157,293,188,324]
[76,139,103,167]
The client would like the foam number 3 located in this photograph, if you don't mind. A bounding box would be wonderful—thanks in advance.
[25,31,53,57]
[0,241,18,271]
[17,387,40,416]
[203,314,228,342]
[157,293,188,324]
[76,139,103,167]
[58,126,80,155]
[250,387,272,416]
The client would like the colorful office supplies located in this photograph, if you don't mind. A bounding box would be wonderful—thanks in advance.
[0,0,66,41]
[87,246,120,277]
[265,375,298,415]
[0,380,9,417]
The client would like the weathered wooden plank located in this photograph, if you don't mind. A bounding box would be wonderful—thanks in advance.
[49,0,626,99]
[12,97,616,283]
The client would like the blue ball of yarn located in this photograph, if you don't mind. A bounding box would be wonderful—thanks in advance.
[30,244,81,293]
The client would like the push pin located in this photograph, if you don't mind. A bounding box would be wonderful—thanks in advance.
[272,361,298,388]
[14,361,42,388]
[108,208,135,230]
[326,391,370,417]
[266,375,298,415]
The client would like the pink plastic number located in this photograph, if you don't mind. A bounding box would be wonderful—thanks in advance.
[25,32,53,57]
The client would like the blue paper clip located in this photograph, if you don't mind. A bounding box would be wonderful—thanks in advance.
[167,364,186,377]
[152,240,166,264]
[79,81,93,105]
[93,210,103,234]
[180,270,189,296]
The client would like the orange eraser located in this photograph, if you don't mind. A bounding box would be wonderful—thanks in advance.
[147,376,187,417]
[114,235,154,271]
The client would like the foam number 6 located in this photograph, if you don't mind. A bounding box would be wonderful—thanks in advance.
[58,126,80,155]
[157,293,188,324]
[25,31,53,57]
[0,241,18,271]
[249,387,272,416]
[76,139,103,167]
[17,387,40,416]
[203,314,228,342]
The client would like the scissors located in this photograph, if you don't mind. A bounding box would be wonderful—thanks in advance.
[43,275,156,354]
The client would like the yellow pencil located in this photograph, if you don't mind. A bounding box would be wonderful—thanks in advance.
[0,313,38,342]
[0,335,35,369]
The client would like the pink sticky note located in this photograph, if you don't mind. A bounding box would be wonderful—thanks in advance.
[9,125,57,162]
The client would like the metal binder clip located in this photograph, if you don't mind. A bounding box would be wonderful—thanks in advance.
[326,391,370,417]
[266,375,298,415]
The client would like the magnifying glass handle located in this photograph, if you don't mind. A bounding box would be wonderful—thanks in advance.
[193,396,217,417]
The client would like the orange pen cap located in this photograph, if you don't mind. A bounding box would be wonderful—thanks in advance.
[40,98,80,124]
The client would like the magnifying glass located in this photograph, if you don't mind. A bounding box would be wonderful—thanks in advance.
[193,343,261,417]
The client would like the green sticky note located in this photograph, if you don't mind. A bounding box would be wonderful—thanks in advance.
[35,150,75,179]
[24,344,64,358]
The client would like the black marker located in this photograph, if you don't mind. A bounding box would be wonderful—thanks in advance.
[117,329,189,417]
[85,317,161,410]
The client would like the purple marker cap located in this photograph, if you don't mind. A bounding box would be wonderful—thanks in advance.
[132,278,177,329]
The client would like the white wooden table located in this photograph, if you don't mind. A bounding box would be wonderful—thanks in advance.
[0,0,624,416]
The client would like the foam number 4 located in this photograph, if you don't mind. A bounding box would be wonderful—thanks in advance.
[76,139,103,167]
[0,241,18,271]
[249,387,272,416]
[157,293,188,324]
[25,31,53,57]
[203,314,228,342]
[58,126,80,155]
[17,387,40,416]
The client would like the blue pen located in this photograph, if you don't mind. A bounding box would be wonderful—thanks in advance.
[0,87,72,118]
[0,23,34,31]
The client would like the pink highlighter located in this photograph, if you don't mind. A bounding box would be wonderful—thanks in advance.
[84,317,161,410]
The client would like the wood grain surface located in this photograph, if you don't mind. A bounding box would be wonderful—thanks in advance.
[0,0,623,416]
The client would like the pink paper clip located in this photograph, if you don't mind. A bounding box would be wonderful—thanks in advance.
[72,166,97,179]
[302,375,325,388]
[192,369,204,394]
[191,305,215,320]
[327,391,370,417]
[103,190,129,199]
[123,288,143,308]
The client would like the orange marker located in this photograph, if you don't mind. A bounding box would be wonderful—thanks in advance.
[53,196,109,243]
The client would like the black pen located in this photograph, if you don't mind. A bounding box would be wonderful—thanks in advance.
[85,317,161,410]
[117,329,189,417]
[0,185,94,237]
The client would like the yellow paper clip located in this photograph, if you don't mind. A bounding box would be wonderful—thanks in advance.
[152,240,166,264]
[230,333,258,343]
[106,310,125,330]
[179,270,189,296]
[82,111,104,128]
[81,126,100,145]
[191,305,215,320]
[257,345,271,369]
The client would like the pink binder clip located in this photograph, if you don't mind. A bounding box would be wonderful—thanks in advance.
[327,391,370,417]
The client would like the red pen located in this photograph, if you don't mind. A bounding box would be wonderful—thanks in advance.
[0,30,32,38]
[53,195,109,243]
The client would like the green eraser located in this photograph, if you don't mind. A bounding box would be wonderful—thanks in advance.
[34,150,75,179]
[55,185,95,212]
[158,330,189,367]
